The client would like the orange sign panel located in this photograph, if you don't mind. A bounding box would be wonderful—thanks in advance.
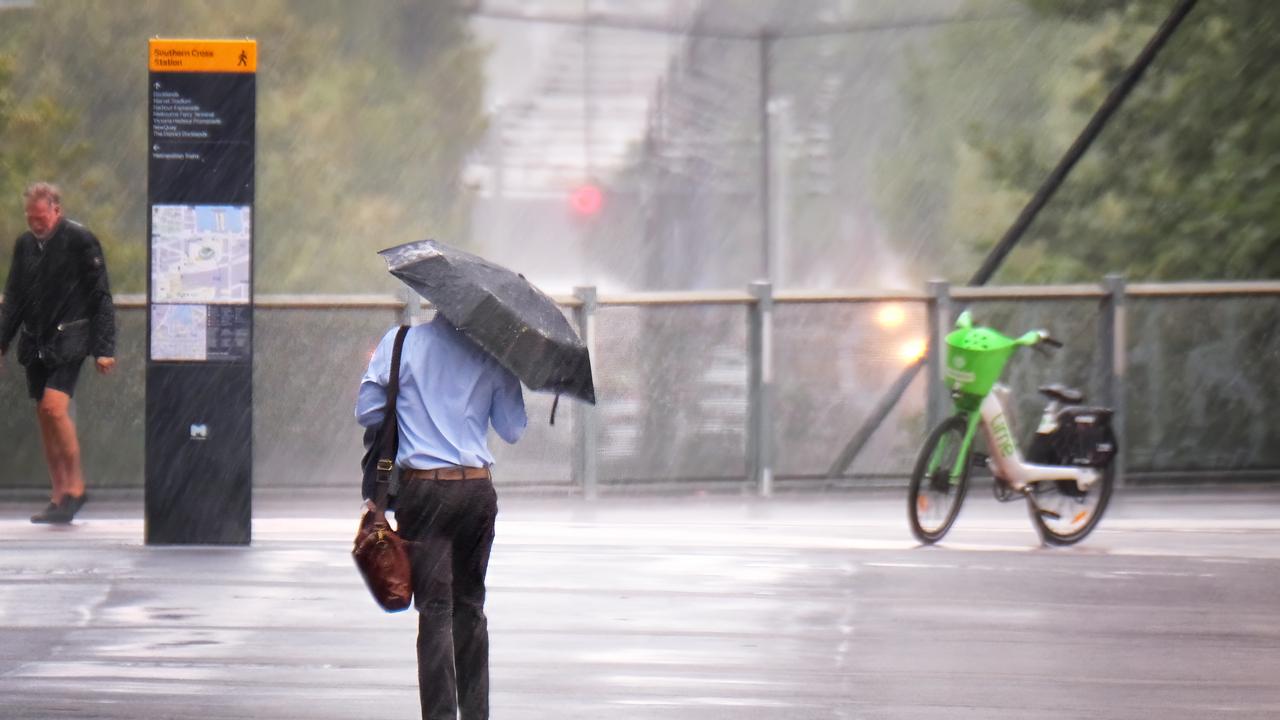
[149,39,257,73]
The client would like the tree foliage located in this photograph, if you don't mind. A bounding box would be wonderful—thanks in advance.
[881,0,1280,283]
[0,1,487,293]
[873,10,1091,283]
[0,52,105,273]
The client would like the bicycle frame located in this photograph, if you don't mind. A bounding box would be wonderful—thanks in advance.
[910,310,1115,546]
[935,386,1101,493]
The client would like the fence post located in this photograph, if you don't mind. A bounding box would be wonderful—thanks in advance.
[572,286,599,500]
[747,281,775,496]
[926,280,952,432]
[1099,274,1127,488]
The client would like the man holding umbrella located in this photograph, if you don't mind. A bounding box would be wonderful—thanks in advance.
[356,311,525,720]
[357,239,595,719]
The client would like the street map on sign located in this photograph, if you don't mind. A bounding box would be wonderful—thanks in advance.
[150,304,208,361]
[151,205,251,303]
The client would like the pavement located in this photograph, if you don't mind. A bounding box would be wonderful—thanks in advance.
[1,485,1279,719]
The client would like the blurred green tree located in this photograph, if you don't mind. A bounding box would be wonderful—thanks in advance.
[872,10,1091,283]
[880,0,1280,283]
[0,52,105,278]
[0,0,488,293]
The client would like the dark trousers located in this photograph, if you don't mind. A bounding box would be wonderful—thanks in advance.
[395,477,498,720]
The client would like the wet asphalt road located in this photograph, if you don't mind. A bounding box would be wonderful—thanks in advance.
[1,486,1278,719]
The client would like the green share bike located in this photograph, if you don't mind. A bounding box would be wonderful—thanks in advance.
[908,311,1118,546]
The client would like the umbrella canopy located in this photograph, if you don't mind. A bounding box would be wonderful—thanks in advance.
[380,239,595,404]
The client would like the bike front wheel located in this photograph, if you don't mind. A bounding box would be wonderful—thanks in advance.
[1026,459,1115,546]
[908,415,972,544]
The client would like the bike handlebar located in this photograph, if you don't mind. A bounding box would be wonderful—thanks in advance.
[955,312,1066,351]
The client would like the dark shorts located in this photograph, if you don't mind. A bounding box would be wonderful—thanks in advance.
[25,359,85,401]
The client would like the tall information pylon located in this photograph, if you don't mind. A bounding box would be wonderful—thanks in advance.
[145,39,256,545]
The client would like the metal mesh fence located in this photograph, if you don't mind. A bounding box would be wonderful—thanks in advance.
[593,303,749,488]
[773,302,928,483]
[0,289,1276,494]
[1126,295,1280,474]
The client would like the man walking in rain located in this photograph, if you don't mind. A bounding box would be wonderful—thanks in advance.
[356,313,526,720]
[0,182,116,523]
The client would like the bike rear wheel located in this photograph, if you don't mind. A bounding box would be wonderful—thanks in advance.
[907,415,972,544]
[1026,458,1115,545]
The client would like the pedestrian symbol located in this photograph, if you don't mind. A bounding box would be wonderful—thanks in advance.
[238,50,247,66]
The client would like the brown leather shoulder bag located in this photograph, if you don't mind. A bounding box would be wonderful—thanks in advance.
[352,325,413,612]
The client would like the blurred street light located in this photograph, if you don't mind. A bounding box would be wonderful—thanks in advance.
[897,337,927,365]
[875,303,906,329]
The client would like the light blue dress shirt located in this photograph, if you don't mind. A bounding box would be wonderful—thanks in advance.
[356,317,527,469]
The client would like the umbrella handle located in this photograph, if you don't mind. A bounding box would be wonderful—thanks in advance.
[549,393,560,426]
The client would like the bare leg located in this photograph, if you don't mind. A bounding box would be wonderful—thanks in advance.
[34,404,62,503]
[37,389,84,501]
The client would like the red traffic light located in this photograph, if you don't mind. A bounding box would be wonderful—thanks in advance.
[569,184,603,216]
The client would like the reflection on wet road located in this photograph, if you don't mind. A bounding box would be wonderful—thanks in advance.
[1,489,1279,719]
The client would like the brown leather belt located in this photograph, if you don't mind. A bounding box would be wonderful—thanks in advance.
[402,466,491,482]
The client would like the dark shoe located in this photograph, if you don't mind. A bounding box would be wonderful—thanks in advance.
[30,493,87,525]
[61,493,89,522]
[30,502,65,524]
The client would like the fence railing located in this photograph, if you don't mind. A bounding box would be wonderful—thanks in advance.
[2,278,1277,496]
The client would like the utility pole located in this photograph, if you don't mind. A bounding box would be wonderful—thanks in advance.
[758,30,773,283]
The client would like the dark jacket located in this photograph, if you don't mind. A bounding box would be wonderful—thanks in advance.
[0,217,116,364]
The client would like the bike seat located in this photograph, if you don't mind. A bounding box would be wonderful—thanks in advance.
[1039,383,1084,404]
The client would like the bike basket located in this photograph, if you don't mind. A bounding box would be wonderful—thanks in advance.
[943,326,1018,397]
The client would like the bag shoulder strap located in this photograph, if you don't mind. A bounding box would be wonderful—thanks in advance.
[372,325,411,513]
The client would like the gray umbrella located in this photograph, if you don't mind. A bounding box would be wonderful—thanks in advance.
[380,239,596,405]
